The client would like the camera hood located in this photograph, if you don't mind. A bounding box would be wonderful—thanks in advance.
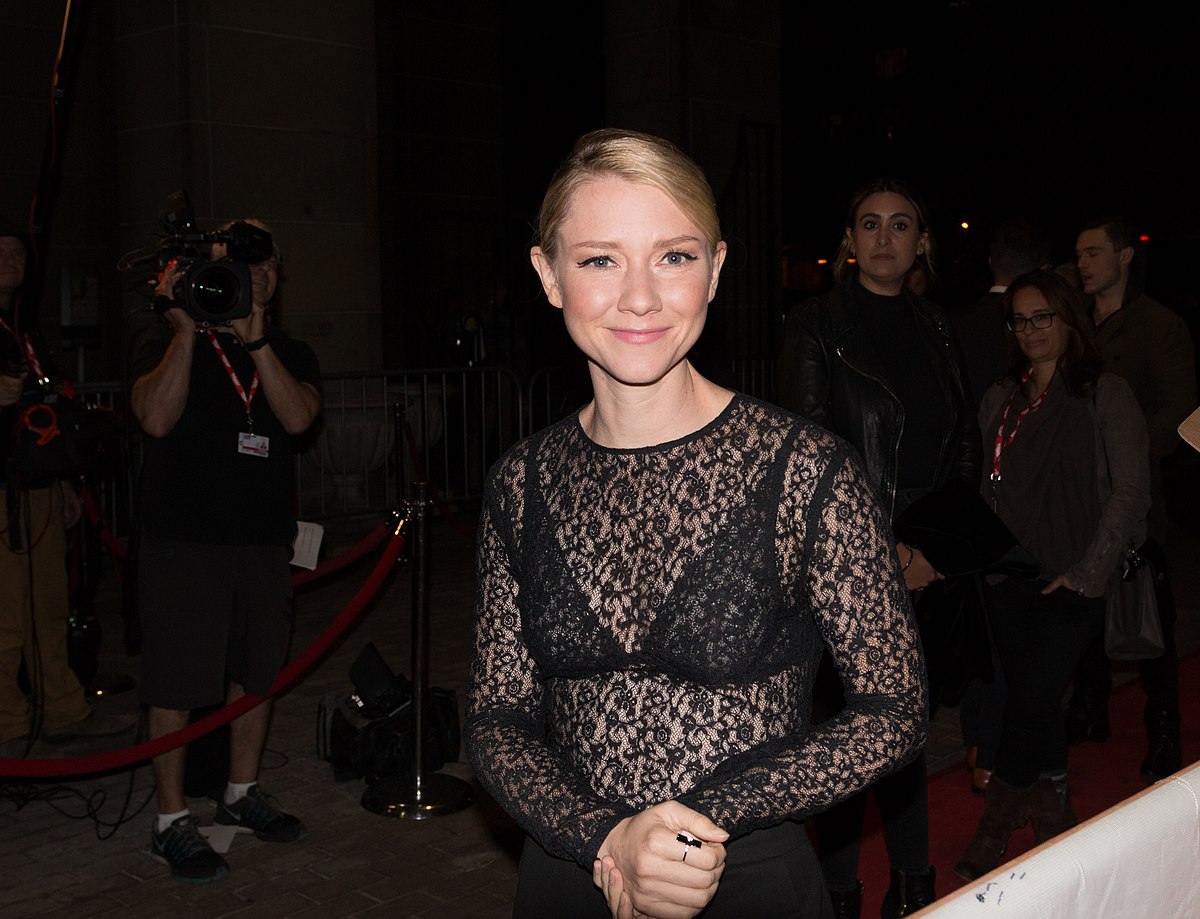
[184,259,252,325]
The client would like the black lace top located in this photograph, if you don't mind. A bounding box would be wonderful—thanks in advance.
[465,394,927,866]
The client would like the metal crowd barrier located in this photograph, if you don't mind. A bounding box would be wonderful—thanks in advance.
[74,365,561,538]
[74,357,772,538]
[299,367,527,519]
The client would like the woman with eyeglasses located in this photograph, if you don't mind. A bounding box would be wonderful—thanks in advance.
[954,269,1150,880]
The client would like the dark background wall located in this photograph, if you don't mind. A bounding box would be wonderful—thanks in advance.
[1,0,780,385]
[782,1,1197,307]
[1,1,1193,388]
[1,3,118,380]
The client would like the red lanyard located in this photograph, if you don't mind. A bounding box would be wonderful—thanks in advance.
[206,331,260,427]
[0,317,45,380]
[991,368,1053,482]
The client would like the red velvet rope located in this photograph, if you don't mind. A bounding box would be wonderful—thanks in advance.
[79,487,393,587]
[0,526,407,779]
[292,519,391,587]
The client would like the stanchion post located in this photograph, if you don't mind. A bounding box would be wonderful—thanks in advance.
[410,480,429,789]
[361,481,473,819]
[393,400,408,503]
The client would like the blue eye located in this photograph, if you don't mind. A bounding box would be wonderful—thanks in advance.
[663,251,697,266]
[578,255,614,268]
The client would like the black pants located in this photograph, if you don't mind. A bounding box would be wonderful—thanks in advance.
[814,752,930,891]
[1068,539,1179,731]
[987,577,1104,786]
[513,821,833,919]
[958,643,1007,771]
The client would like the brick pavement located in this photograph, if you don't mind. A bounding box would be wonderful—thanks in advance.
[1,510,521,919]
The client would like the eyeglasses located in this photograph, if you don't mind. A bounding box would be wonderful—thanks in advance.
[1006,311,1056,332]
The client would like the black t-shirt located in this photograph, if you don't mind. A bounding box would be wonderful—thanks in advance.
[855,283,952,492]
[130,323,321,546]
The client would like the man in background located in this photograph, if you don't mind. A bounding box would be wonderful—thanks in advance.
[1067,216,1195,782]
[1,227,130,753]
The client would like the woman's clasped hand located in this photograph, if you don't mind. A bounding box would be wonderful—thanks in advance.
[593,802,728,919]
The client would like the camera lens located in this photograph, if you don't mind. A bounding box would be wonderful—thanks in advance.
[189,263,241,316]
[181,259,250,323]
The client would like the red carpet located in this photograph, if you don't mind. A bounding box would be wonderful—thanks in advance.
[855,652,1200,915]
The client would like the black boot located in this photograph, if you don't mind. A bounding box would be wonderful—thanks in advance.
[1141,708,1181,782]
[880,866,936,918]
[954,777,1033,881]
[1030,775,1077,844]
[827,881,863,919]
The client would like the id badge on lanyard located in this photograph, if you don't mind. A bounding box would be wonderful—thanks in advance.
[208,331,270,458]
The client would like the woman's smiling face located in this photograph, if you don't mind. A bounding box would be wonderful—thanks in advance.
[531,176,726,390]
[1011,286,1069,368]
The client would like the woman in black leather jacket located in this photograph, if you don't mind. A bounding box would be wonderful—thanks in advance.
[776,178,980,918]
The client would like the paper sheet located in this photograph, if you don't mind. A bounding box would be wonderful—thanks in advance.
[290,521,325,570]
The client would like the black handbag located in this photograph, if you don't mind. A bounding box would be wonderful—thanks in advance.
[316,687,461,784]
[1104,543,1165,660]
[892,480,1035,711]
[892,479,1039,579]
[316,643,461,783]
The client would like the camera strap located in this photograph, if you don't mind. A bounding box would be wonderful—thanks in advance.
[206,330,260,431]
[0,317,46,380]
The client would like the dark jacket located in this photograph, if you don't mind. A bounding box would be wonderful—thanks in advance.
[1092,291,1195,544]
[776,280,981,520]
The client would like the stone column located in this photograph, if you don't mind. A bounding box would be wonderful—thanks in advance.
[112,1,382,373]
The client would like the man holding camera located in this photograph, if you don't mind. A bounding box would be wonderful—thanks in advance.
[131,220,321,883]
[1,228,131,753]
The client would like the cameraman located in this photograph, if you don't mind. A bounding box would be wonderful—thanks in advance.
[130,219,321,883]
[1,228,131,753]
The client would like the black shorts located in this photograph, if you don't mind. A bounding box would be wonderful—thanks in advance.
[138,532,293,710]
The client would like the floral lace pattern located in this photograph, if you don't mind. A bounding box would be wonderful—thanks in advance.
[466,395,926,865]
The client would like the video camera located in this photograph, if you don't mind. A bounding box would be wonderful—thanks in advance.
[148,191,275,325]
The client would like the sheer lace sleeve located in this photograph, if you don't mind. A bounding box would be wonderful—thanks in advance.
[464,441,636,864]
[678,438,927,833]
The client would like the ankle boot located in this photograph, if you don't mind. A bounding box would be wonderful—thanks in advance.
[1031,775,1077,844]
[827,881,863,919]
[953,777,1032,881]
[880,866,936,918]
